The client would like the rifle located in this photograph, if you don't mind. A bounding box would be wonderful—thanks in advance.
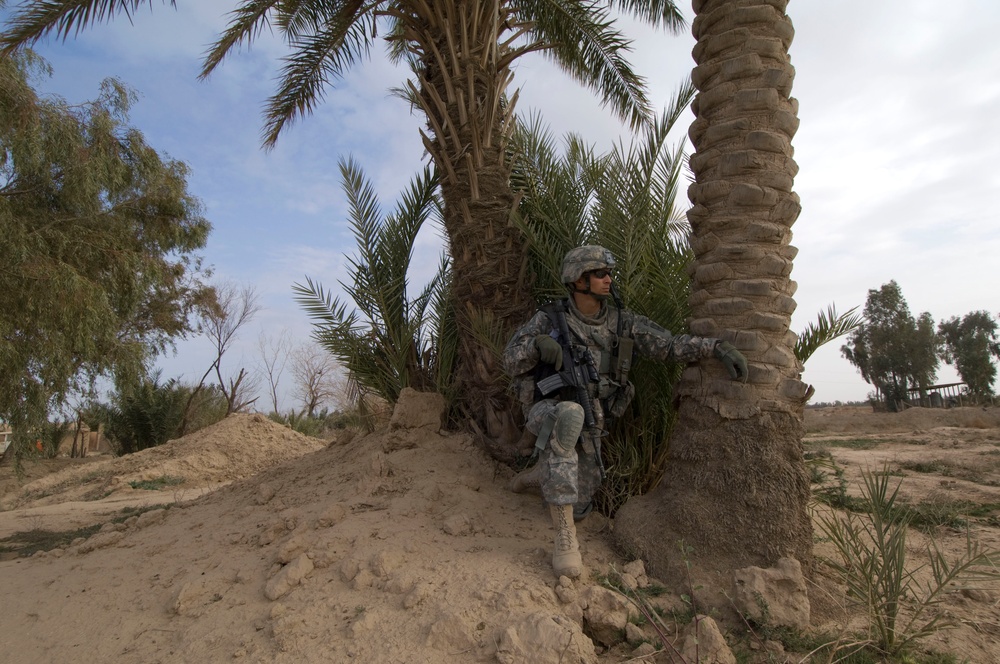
[536,301,599,429]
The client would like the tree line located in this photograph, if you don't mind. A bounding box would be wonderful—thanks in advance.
[842,280,1000,411]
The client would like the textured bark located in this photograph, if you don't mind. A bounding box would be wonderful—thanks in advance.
[615,0,812,581]
[403,1,534,455]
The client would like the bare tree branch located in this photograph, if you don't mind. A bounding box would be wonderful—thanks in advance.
[256,328,292,414]
[181,281,262,429]
[290,342,345,417]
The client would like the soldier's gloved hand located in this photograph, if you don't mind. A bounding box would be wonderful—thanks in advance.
[713,341,748,382]
[535,335,563,370]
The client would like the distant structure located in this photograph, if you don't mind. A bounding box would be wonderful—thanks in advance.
[905,382,975,408]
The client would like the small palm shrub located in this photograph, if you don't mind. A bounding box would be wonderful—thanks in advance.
[295,157,455,427]
[817,466,1000,658]
[37,419,69,458]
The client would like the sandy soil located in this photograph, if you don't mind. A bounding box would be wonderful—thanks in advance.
[0,406,998,663]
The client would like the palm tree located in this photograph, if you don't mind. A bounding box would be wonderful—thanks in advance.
[614,0,814,583]
[0,0,685,452]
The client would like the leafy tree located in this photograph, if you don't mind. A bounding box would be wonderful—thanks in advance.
[938,311,1000,400]
[0,52,212,462]
[1,0,686,451]
[842,281,940,411]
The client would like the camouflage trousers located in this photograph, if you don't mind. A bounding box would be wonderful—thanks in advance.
[525,399,602,508]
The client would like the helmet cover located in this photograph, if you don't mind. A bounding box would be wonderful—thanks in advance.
[560,245,616,284]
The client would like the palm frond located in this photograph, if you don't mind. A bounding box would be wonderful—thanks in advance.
[425,254,457,398]
[796,304,864,365]
[515,0,650,129]
[200,0,281,77]
[509,111,603,300]
[382,11,415,65]
[261,6,377,146]
[0,0,174,51]
[609,0,686,32]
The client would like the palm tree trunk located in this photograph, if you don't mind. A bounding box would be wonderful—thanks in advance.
[406,1,534,455]
[615,0,812,583]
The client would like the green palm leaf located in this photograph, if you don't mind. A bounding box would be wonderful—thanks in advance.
[796,304,863,364]
[0,1,175,49]
[200,0,283,77]
[261,8,378,146]
[293,157,448,409]
[516,0,648,129]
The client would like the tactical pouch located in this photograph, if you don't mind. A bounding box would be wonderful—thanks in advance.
[612,336,635,384]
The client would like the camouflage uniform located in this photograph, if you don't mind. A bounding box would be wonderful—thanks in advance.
[502,296,720,508]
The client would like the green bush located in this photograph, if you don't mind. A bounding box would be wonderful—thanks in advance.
[87,372,226,455]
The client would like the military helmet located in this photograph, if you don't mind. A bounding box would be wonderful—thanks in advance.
[560,245,616,284]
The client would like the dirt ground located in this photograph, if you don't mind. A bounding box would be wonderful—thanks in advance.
[1,406,998,663]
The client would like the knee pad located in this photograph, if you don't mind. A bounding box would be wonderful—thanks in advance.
[550,401,585,457]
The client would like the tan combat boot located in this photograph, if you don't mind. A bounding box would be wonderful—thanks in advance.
[509,462,544,494]
[549,503,583,578]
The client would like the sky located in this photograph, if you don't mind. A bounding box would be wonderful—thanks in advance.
[8,0,1000,410]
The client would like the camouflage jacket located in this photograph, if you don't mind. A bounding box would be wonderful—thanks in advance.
[502,298,719,417]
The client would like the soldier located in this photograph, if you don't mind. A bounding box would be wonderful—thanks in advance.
[502,245,748,578]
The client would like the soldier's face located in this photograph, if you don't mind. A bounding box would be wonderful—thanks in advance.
[576,270,612,299]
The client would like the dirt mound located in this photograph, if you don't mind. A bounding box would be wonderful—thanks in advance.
[1,413,326,510]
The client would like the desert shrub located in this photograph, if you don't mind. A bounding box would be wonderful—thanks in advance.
[809,457,869,513]
[814,437,881,450]
[128,475,185,491]
[906,497,1000,532]
[900,460,945,474]
[268,405,378,438]
[0,523,103,558]
[901,456,1000,486]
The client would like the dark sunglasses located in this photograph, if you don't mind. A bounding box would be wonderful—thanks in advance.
[589,269,613,279]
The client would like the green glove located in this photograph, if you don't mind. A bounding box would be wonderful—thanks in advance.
[713,341,748,382]
[535,335,563,370]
